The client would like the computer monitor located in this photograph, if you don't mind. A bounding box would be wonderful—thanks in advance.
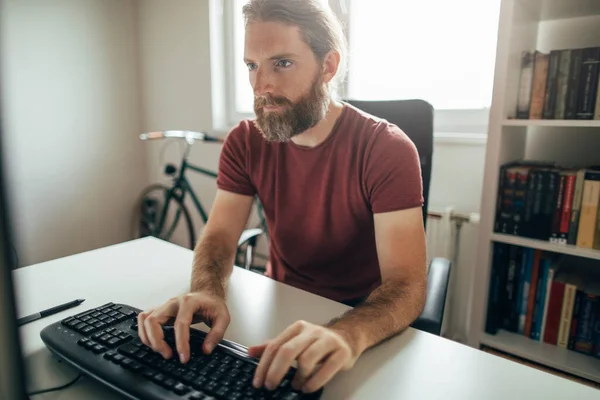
[0,106,29,399]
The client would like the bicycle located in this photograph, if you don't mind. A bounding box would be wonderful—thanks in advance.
[132,130,269,270]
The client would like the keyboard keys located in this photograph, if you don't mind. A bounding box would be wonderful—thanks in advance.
[57,303,318,399]
[162,378,176,389]
[118,343,139,356]
[74,322,87,331]
[173,382,191,395]
[91,331,104,340]
[91,344,106,354]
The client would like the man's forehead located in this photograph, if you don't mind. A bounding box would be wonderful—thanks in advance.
[244,21,309,59]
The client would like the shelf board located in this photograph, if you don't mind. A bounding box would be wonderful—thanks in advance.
[490,233,600,260]
[503,119,600,128]
[519,0,600,21]
[481,331,600,383]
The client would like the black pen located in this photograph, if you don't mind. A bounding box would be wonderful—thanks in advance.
[17,299,85,326]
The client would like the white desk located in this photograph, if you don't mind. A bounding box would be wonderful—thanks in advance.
[13,237,599,399]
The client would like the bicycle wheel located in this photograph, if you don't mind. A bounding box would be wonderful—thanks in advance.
[132,184,196,250]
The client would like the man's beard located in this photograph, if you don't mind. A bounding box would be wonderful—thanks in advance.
[253,74,330,142]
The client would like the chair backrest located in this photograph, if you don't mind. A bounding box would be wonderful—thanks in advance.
[345,99,434,227]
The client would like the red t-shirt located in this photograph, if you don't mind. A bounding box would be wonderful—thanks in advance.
[216,103,423,303]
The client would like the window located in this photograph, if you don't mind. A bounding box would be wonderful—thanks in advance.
[223,0,501,135]
[231,0,254,115]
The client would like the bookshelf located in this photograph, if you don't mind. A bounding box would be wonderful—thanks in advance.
[469,0,600,385]
[503,119,600,128]
[491,233,600,261]
[481,331,600,383]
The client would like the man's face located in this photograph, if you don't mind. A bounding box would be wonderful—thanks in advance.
[244,21,330,142]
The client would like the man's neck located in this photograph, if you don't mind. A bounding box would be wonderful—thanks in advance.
[290,99,344,148]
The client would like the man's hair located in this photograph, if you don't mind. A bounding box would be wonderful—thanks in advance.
[242,0,348,98]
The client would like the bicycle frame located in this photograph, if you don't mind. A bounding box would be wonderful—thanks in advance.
[151,137,269,248]
[155,159,216,241]
[177,159,217,224]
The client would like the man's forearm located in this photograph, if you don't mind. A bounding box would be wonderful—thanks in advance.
[190,232,237,298]
[325,277,427,357]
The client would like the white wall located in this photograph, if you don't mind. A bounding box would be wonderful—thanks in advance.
[1,0,148,266]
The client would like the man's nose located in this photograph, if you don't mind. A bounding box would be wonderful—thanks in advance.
[253,68,274,97]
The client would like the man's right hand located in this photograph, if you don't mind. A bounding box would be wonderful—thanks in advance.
[137,292,231,364]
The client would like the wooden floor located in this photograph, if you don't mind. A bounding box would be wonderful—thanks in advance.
[481,347,600,390]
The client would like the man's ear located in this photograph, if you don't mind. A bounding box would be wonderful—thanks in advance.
[322,50,340,85]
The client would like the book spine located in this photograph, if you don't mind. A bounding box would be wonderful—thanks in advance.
[503,245,520,332]
[494,165,508,233]
[530,259,549,341]
[516,51,536,119]
[524,250,541,337]
[495,165,515,234]
[595,70,600,119]
[568,290,583,350]
[539,267,555,342]
[550,174,565,243]
[513,169,529,236]
[574,293,599,355]
[576,172,600,248]
[541,170,559,241]
[593,198,600,250]
[592,308,600,358]
[558,284,577,348]
[567,169,587,245]
[565,49,584,119]
[543,50,561,119]
[529,52,550,119]
[554,49,572,119]
[543,280,566,345]
[518,248,533,334]
[558,173,576,244]
[486,243,510,334]
[576,47,600,120]
[523,170,538,238]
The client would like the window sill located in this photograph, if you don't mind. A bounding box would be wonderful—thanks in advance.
[433,132,487,146]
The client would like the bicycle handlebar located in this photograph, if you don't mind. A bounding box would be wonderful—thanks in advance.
[140,130,225,144]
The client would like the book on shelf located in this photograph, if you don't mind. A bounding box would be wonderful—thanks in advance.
[494,160,600,250]
[485,243,600,358]
[514,46,600,120]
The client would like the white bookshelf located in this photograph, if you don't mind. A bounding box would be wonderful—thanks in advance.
[481,331,600,383]
[491,233,600,261]
[469,0,600,384]
[503,119,600,128]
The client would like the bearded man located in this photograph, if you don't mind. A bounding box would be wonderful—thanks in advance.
[138,0,427,394]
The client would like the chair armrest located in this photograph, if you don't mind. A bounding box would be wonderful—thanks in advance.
[411,257,451,336]
[237,228,264,247]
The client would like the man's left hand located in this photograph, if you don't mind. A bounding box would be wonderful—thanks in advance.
[248,320,359,393]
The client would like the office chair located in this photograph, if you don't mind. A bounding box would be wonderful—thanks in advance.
[345,98,451,336]
[237,99,451,336]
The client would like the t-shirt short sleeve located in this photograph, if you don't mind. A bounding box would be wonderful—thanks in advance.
[364,124,424,214]
[216,121,256,196]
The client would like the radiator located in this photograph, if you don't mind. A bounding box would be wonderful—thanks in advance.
[426,208,480,343]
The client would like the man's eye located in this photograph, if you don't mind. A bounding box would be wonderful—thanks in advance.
[275,60,292,68]
[247,63,257,71]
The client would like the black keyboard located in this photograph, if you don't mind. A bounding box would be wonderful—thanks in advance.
[40,302,322,400]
